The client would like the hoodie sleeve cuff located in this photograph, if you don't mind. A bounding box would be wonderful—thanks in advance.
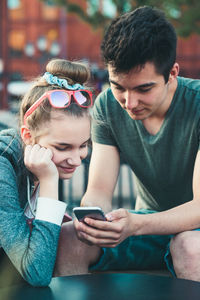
[35,197,67,226]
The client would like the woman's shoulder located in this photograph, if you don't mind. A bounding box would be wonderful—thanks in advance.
[0,128,23,168]
[0,127,20,146]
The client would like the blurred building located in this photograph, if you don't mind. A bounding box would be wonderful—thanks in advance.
[177,34,200,79]
[0,0,103,109]
[0,0,200,110]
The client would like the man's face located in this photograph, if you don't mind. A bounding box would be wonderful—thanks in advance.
[108,62,172,121]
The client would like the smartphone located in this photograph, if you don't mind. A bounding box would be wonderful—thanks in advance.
[73,206,106,222]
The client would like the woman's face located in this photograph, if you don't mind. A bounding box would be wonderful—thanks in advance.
[35,111,91,180]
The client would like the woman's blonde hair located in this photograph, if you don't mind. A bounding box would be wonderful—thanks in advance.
[20,59,91,133]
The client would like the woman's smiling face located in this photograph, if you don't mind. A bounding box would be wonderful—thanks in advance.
[35,111,91,180]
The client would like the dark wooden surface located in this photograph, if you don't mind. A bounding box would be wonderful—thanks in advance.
[1,273,200,300]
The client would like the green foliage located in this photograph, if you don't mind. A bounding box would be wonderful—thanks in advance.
[39,0,200,37]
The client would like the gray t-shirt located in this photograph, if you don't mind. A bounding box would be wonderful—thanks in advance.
[92,76,200,211]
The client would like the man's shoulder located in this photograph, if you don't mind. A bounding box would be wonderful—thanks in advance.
[177,76,200,93]
[96,87,115,104]
[94,88,121,116]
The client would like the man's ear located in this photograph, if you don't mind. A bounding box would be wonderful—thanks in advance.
[20,126,33,145]
[168,62,179,83]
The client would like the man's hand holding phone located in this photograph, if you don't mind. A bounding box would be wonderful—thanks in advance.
[73,207,107,222]
[73,207,134,248]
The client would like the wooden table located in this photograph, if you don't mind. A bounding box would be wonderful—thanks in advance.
[1,273,200,300]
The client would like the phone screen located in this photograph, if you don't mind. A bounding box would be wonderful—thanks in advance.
[73,207,106,221]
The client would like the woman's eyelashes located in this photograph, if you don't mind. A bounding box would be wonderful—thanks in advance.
[54,145,69,151]
[54,143,88,151]
[80,143,88,149]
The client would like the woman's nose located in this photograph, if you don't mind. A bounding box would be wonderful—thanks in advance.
[67,152,82,166]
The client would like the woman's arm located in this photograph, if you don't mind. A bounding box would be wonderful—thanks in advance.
[0,156,65,287]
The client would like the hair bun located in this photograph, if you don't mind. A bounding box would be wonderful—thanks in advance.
[46,59,90,85]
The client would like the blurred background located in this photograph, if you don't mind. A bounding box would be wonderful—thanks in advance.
[0,0,200,112]
[0,0,200,210]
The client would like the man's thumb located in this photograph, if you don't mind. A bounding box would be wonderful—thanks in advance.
[106,208,125,221]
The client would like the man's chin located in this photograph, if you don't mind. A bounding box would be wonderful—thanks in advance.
[128,111,150,121]
[128,112,143,120]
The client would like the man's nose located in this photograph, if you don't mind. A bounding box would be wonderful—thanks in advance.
[124,91,139,110]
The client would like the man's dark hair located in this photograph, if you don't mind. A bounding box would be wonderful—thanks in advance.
[101,6,177,82]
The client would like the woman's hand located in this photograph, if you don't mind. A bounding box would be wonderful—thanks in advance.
[74,208,135,248]
[24,144,58,182]
[24,144,59,199]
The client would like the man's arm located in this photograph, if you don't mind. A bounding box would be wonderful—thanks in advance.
[74,142,121,243]
[81,142,120,212]
[131,149,200,235]
[88,149,200,240]
[75,150,200,248]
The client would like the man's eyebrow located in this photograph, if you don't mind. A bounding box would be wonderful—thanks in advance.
[135,82,156,88]
[109,79,156,89]
[109,79,121,87]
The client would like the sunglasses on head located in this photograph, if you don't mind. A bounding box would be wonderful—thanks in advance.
[24,89,93,125]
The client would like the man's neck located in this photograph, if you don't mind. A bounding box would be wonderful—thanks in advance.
[142,78,178,135]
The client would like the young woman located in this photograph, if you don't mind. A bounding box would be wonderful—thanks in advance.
[0,58,92,286]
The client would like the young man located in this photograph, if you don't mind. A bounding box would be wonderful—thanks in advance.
[56,6,200,282]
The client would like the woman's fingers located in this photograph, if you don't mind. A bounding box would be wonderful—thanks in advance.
[24,144,58,180]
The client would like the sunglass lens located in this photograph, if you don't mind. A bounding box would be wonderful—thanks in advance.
[74,91,91,107]
[50,91,70,107]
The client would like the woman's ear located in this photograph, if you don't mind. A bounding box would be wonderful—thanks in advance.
[20,126,33,145]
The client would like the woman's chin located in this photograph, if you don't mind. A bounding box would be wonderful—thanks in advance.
[59,172,74,180]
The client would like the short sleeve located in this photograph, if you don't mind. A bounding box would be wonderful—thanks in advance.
[92,89,117,147]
